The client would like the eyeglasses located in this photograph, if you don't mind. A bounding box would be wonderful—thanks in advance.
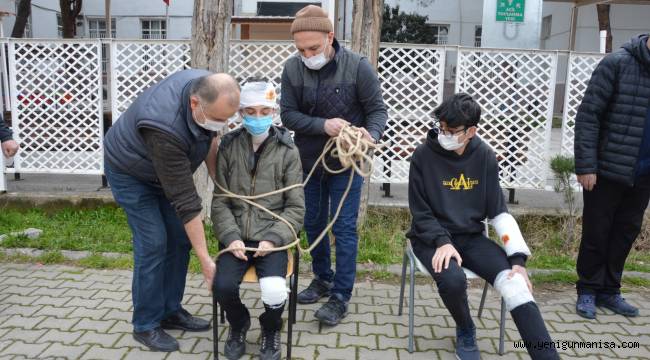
[433,120,467,136]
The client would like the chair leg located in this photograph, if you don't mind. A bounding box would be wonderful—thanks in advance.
[213,291,219,360]
[287,274,295,360]
[292,250,299,325]
[478,281,489,319]
[220,307,225,324]
[408,253,416,353]
[398,251,408,316]
[499,297,506,355]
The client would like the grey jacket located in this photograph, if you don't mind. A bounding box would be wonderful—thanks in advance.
[211,126,305,247]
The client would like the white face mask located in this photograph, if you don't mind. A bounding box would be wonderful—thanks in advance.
[301,39,330,70]
[195,102,226,132]
[438,133,465,151]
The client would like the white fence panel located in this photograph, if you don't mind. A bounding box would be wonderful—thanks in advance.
[455,48,558,189]
[7,39,104,175]
[374,44,446,183]
[110,40,191,123]
[560,52,604,156]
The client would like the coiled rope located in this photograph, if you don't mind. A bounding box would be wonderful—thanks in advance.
[212,125,379,260]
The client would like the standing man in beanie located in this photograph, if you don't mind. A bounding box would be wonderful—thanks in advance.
[104,70,240,352]
[574,34,650,319]
[280,5,387,326]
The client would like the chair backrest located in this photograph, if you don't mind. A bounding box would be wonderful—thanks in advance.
[242,249,294,283]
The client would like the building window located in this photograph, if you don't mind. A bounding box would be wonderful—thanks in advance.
[257,2,321,16]
[141,19,167,40]
[474,26,482,47]
[428,24,449,45]
[541,15,552,40]
[88,18,116,39]
[56,14,63,38]
[87,19,116,74]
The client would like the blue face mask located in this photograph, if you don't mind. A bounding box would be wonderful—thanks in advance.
[243,115,273,136]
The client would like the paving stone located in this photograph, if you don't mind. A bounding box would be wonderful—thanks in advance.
[338,334,376,349]
[123,348,169,360]
[80,345,130,360]
[315,345,357,359]
[358,323,395,337]
[72,318,116,333]
[75,331,121,347]
[93,289,129,301]
[2,304,42,316]
[107,320,133,334]
[0,341,49,358]
[1,315,46,329]
[2,328,48,342]
[33,304,76,317]
[166,352,210,360]
[32,295,74,307]
[35,316,80,331]
[298,332,338,347]
[36,329,84,345]
[358,347,399,359]
[2,294,41,305]
[65,296,104,309]
[68,307,111,320]
[102,308,132,322]
[64,288,99,299]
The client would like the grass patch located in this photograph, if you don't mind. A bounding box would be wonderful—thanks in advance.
[77,254,133,269]
[530,271,577,286]
[1,204,649,275]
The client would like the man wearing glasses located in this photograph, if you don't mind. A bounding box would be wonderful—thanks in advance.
[406,94,559,359]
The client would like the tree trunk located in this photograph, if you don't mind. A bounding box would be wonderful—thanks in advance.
[11,0,32,38]
[351,0,383,227]
[60,0,83,38]
[596,4,612,53]
[191,0,232,222]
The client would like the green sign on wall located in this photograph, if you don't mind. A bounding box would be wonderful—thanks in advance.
[496,0,525,22]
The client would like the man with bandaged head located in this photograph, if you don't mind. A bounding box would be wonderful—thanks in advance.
[211,78,304,360]
[406,94,559,360]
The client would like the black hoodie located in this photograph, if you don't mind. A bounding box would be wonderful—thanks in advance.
[407,129,508,249]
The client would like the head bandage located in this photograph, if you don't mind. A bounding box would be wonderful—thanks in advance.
[494,269,534,311]
[259,276,288,307]
[240,81,278,109]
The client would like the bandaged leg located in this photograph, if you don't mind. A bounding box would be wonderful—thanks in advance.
[490,213,531,257]
[493,269,534,311]
[495,270,559,360]
[259,276,288,331]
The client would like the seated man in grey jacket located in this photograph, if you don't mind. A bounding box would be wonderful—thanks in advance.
[211,79,305,360]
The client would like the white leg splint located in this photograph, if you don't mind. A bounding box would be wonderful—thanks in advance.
[259,276,288,309]
[489,213,531,257]
[494,269,535,311]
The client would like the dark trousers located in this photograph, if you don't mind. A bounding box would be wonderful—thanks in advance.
[105,161,191,332]
[213,242,288,331]
[413,234,558,360]
[576,175,650,295]
[303,168,363,302]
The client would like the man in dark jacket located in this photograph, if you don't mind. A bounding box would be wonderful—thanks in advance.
[103,70,240,352]
[408,94,558,360]
[574,34,650,319]
[1,114,20,163]
[280,5,387,326]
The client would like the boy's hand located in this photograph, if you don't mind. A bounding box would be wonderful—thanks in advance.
[509,265,533,293]
[227,240,248,261]
[254,240,275,258]
[432,244,462,273]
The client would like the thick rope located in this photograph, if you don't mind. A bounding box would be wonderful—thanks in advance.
[212,125,379,260]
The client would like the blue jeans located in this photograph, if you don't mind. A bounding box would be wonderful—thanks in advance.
[303,168,363,302]
[104,161,192,332]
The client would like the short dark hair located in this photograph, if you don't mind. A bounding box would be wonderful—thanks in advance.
[432,93,481,128]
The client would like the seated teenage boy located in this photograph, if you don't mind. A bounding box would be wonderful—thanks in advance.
[211,80,305,360]
[407,93,559,360]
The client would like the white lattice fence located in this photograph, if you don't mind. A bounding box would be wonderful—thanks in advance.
[560,53,604,156]
[110,40,191,122]
[374,45,446,183]
[7,40,104,174]
[455,48,558,189]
